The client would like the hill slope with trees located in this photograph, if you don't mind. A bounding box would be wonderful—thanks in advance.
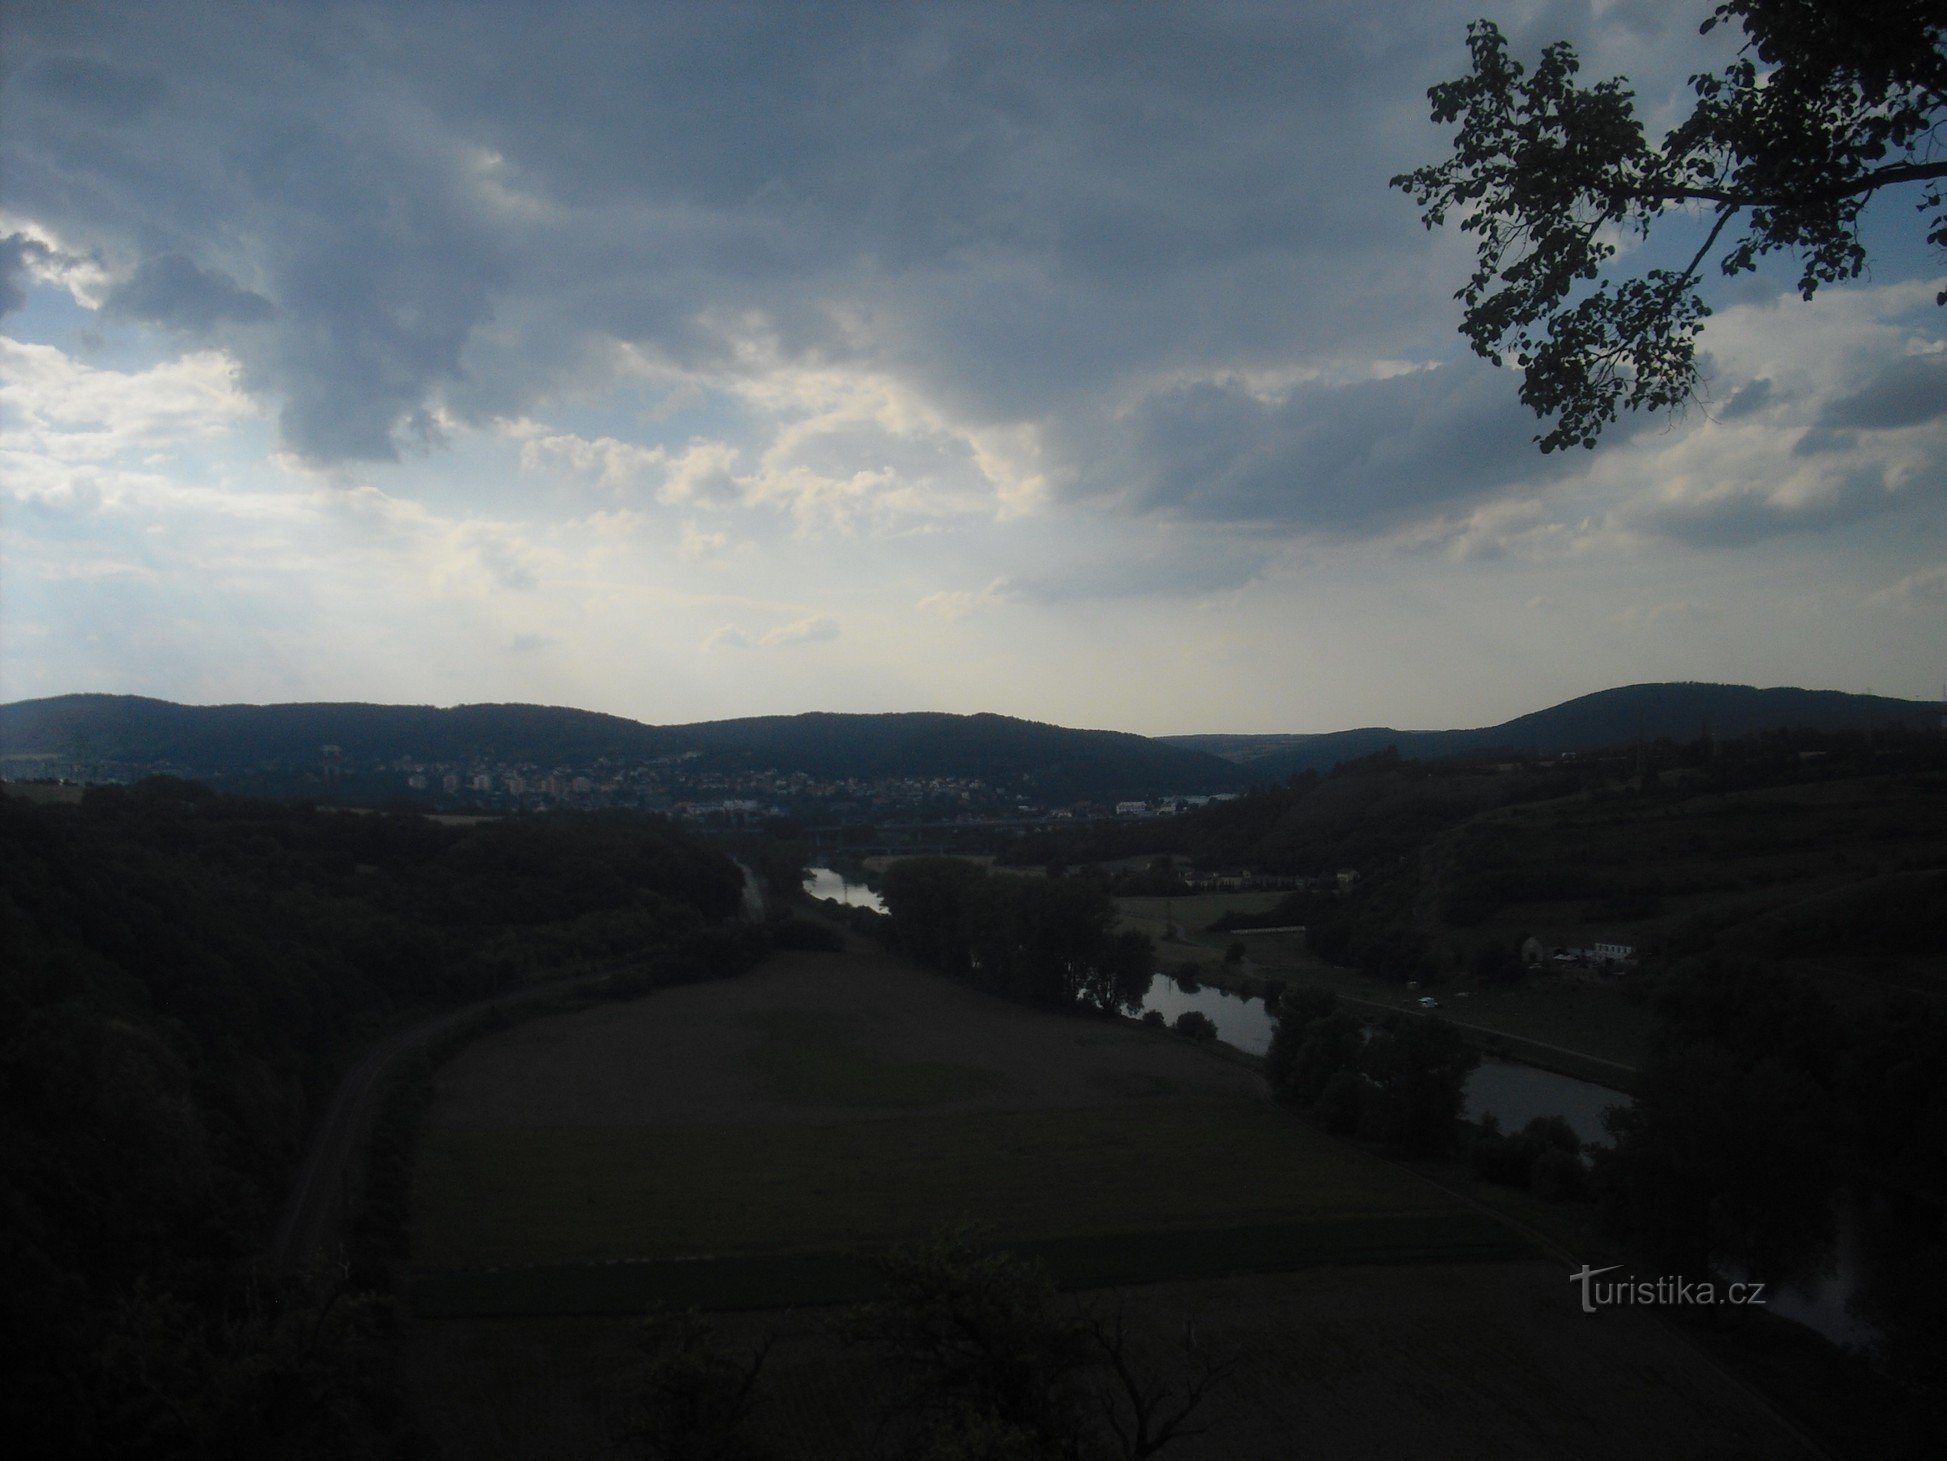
[1165,682,1939,781]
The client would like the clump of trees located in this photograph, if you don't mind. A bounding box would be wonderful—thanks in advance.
[879,858,1152,1016]
[1264,989,1478,1156]
[1467,1114,1587,1201]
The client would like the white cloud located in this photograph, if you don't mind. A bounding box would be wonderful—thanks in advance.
[916,578,1007,620]
[1867,563,1947,610]
[518,430,667,492]
[659,438,747,509]
[759,614,839,648]
[0,337,258,463]
[679,523,730,562]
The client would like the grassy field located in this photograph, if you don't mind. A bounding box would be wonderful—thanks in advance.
[403,941,1813,1458]
[408,1209,1527,1316]
[1114,890,1289,955]
[739,1007,1001,1107]
[414,1098,1454,1269]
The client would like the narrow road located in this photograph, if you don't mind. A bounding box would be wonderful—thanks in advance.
[1332,989,1640,1076]
[271,971,611,1273]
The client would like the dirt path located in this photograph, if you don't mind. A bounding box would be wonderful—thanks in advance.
[272,970,611,1272]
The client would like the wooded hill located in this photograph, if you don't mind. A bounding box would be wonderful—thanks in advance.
[1164,682,1941,781]
[2,683,1936,804]
[0,696,1248,802]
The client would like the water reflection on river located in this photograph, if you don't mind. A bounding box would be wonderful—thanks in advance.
[1463,1059,1621,1147]
[1132,974,1628,1149]
[1130,970,1889,1352]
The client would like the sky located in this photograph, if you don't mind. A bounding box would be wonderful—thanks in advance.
[2,0,1943,736]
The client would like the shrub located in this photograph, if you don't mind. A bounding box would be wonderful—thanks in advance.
[1172,1011,1218,1042]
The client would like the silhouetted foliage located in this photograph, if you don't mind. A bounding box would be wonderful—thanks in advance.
[621,1309,773,1461]
[845,1230,1232,1460]
[1396,5,1947,451]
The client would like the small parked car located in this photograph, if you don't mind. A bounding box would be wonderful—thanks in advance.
[1417,996,1440,1009]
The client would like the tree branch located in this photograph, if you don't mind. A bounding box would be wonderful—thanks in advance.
[1641,157,1947,211]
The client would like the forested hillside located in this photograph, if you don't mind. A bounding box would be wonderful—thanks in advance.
[1167,682,1940,780]
[0,783,749,1457]
[0,696,1246,802]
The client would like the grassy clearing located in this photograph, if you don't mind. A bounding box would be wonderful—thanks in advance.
[413,1099,1454,1269]
[738,1008,1001,1108]
[409,1210,1527,1317]
[1114,891,1290,947]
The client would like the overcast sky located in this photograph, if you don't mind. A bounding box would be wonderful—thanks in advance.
[3,0,1942,735]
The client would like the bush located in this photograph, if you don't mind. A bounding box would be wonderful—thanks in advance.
[1140,1009,1166,1028]
[1172,1011,1219,1042]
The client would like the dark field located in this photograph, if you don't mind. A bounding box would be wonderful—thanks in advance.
[406,942,1811,1457]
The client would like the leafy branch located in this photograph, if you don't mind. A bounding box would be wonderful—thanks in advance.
[1394,3,1947,451]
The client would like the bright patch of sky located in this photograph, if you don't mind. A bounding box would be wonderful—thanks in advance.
[2,0,1942,734]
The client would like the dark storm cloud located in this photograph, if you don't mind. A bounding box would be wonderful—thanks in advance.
[103,254,274,332]
[22,54,165,125]
[1717,377,1774,420]
[1070,364,1583,534]
[0,1,1701,521]
[1818,355,1947,431]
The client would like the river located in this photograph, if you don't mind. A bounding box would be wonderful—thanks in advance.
[1129,970,1889,1349]
[1132,972,1624,1143]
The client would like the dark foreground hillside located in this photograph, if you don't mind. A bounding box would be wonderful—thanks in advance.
[0,782,750,1458]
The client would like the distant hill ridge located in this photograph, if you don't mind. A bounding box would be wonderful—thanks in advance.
[0,695,1248,800]
[1163,682,1942,780]
[0,683,1935,794]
